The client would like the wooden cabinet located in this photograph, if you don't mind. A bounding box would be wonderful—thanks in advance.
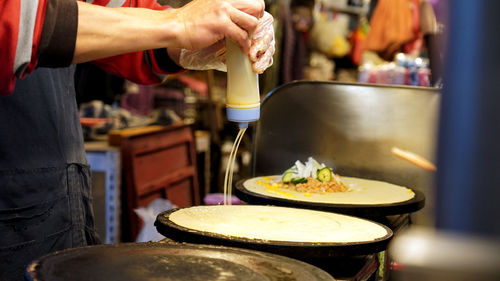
[109,124,200,241]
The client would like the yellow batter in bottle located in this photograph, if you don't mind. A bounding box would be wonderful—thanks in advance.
[223,39,260,205]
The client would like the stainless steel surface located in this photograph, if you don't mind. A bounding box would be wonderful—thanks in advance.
[27,243,335,281]
[252,81,440,224]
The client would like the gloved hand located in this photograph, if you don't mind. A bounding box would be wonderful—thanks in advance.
[249,11,275,74]
[173,0,264,51]
[179,11,275,74]
[179,40,227,72]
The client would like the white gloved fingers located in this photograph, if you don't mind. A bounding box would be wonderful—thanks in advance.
[249,30,274,61]
[249,13,274,60]
[252,11,274,41]
[249,11,275,72]
[178,11,274,73]
[252,43,274,74]
[179,40,227,72]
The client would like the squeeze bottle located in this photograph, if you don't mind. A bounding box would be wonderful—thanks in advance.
[225,39,260,129]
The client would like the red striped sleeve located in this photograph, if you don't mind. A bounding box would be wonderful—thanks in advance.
[0,0,47,95]
[27,0,47,74]
[0,0,183,95]
[0,0,78,96]
[91,0,184,85]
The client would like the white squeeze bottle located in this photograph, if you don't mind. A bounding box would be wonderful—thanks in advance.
[225,39,260,129]
[223,39,260,205]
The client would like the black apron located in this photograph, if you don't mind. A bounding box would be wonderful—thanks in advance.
[0,66,100,281]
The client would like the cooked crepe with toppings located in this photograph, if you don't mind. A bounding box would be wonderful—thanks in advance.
[168,205,390,243]
[282,176,348,193]
[244,175,415,205]
[279,157,347,193]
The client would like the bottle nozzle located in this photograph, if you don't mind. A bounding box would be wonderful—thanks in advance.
[226,107,260,124]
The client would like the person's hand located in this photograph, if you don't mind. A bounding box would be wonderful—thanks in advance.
[178,12,275,74]
[249,11,275,73]
[173,0,265,53]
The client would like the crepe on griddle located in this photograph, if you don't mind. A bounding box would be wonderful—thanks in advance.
[244,175,415,205]
[168,205,389,243]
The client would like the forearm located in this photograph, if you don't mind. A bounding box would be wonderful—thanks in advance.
[0,0,264,95]
[73,1,183,64]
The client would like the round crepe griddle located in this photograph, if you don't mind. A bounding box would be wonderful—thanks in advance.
[155,207,393,258]
[235,178,425,218]
[25,243,335,281]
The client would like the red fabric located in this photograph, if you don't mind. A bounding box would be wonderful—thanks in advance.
[0,0,47,95]
[28,0,49,75]
[147,49,181,76]
[91,0,173,85]
[0,1,20,95]
[0,0,177,96]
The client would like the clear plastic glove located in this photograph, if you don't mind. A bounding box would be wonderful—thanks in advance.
[179,40,227,72]
[179,12,275,74]
[249,11,275,74]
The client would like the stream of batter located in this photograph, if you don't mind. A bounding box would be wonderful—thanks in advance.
[223,128,247,205]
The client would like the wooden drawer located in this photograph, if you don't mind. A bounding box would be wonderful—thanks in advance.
[129,128,193,154]
[117,124,200,241]
[132,144,191,190]
[166,178,193,207]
